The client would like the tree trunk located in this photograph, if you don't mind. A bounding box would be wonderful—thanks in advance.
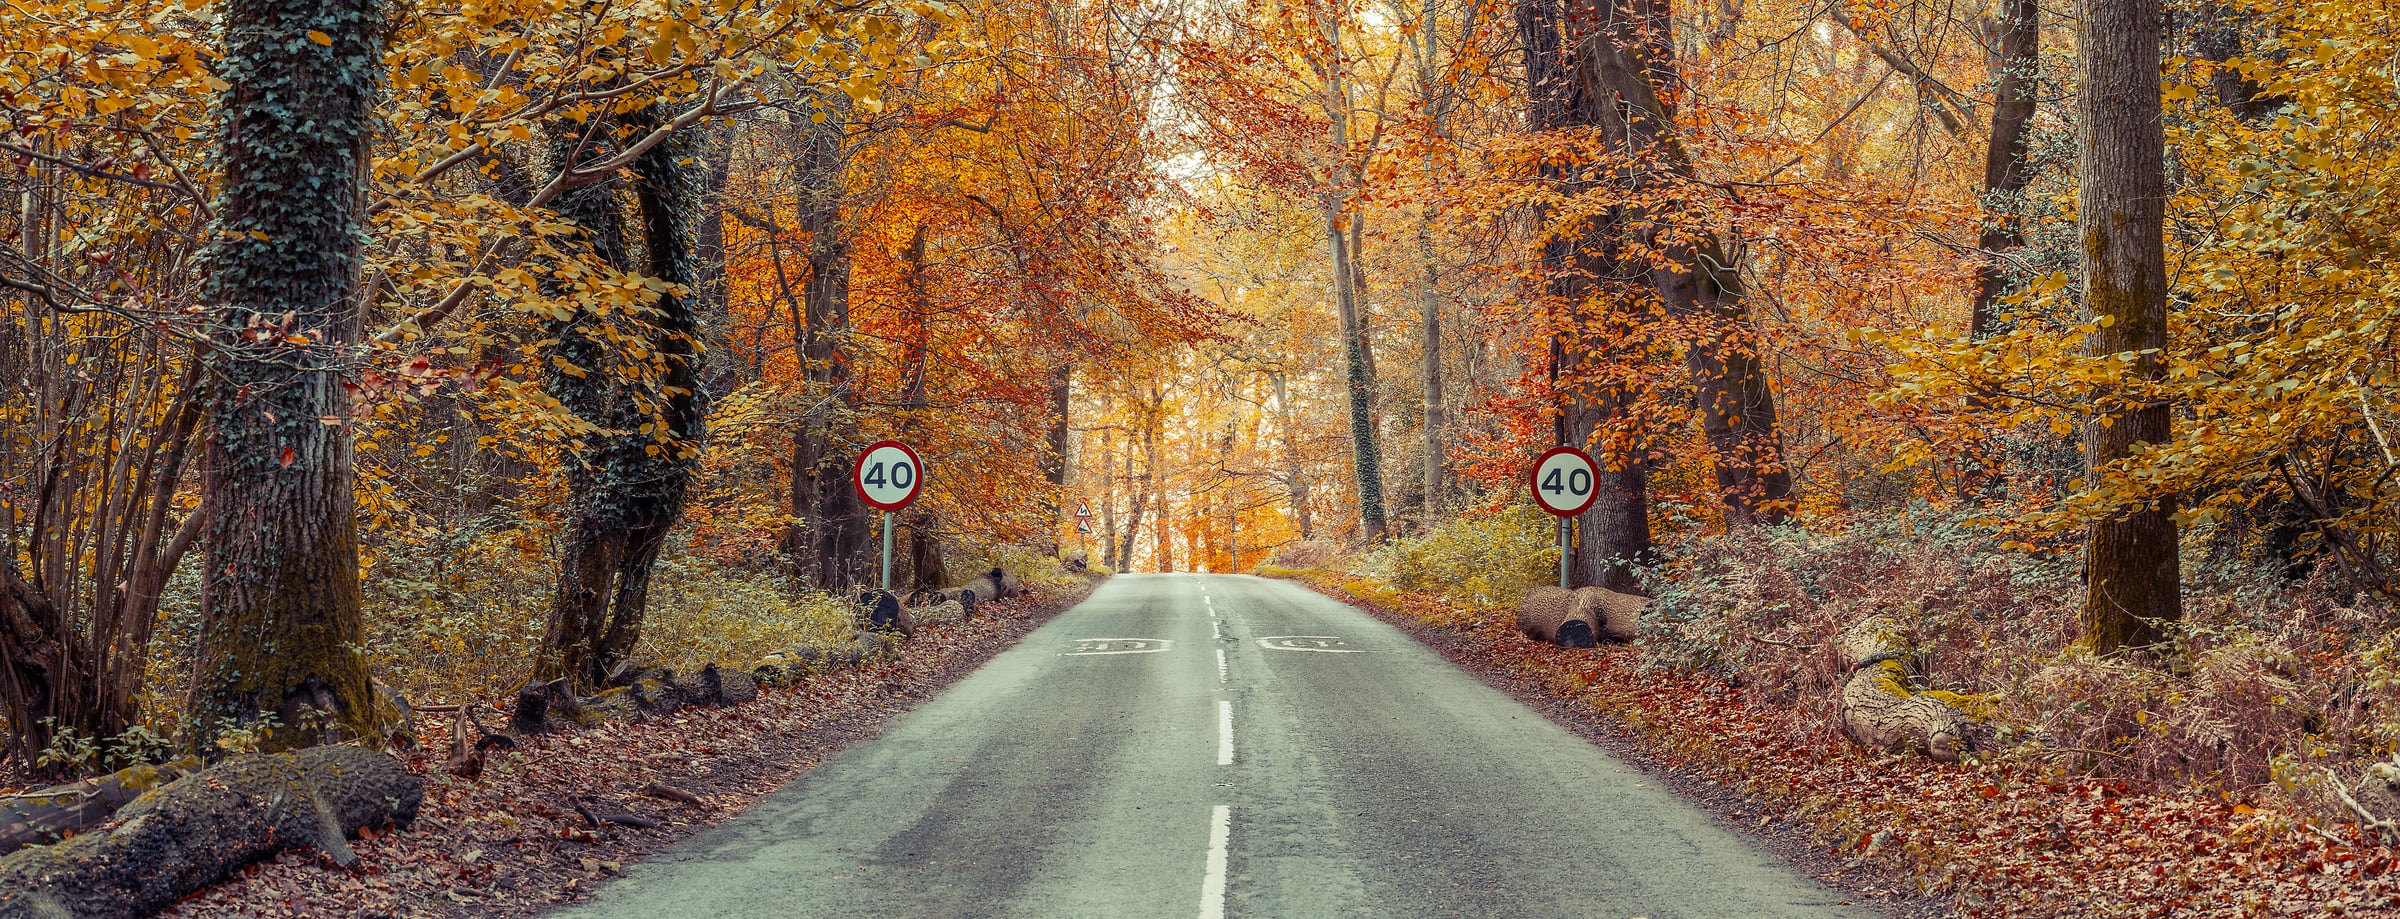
[1574,0,1794,527]
[786,93,873,593]
[1523,0,1654,589]
[1154,495,1175,572]
[1328,204,1389,543]
[189,0,391,751]
[1969,0,2039,338]
[1044,366,1073,555]
[2076,0,2182,653]
[535,111,710,690]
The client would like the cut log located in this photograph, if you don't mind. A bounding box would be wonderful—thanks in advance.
[0,763,188,857]
[1516,587,1597,648]
[1835,617,1994,762]
[666,664,758,707]
[1571,587,1645,643]
[0,746,420,919]
[581,677,685,723]
[858,589,914,638]
[910,598,967,626]
[510,677,586,735]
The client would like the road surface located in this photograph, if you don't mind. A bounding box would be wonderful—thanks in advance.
[552,573,1878,919]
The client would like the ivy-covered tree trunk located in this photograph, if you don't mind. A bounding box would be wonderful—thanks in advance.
[786,93,873,593]
[187,0,393,752]
[1576,0,1794,527]
[1327,203,1389,544]
[2076,0,2182,653]
[534,116,710,690]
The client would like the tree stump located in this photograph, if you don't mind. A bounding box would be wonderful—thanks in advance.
[1836,617,1994,762]
[0,746,420,919]
[1516,586,1597,648]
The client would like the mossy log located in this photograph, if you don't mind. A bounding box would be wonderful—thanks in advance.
[1570,587,1645,643]
[1836,617,1994,762]
[0,763,188,856]
[1516,586,1596,648]
[0,746,420,919]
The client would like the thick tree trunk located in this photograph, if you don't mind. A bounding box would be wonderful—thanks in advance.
[786,94,873,593]
[2076,0,2182,653]
[1523,0,1654,589]
[189,0,391,751]
[535,112,710,690]
[1154,495,1175,572]
[1573,0,1794,526]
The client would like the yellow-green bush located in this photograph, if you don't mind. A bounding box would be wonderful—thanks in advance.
[1352,505,1559,610]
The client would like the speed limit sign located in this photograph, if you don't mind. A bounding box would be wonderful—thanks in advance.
[854,441,925,512]
[1530,446,1600,517]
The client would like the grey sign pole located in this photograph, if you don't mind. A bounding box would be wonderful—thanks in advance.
[1558,517,1570,589]
[881,511,894,591]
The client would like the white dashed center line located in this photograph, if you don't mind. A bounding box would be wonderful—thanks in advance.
[1216,648,1228,682]
[1198,805,1230,919]
[1216,700,1233,766]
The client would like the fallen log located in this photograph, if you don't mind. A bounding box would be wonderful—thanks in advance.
[0,745,421,919]
[1570,587,1645,643]
[1516,586,1597,648]
[1836,617,1994,762]
[0,762,188,857]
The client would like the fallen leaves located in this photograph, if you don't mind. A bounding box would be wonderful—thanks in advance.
[1300,571,2400,918]
[155,585,1087,919]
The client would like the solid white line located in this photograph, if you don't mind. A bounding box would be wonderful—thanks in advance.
[1217,701,1233,765]
[1216,648,1228,682]
[1198,806,1230,919]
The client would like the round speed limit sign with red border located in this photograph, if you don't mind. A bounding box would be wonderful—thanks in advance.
[1530,446,1600,517]
[854,440,925,512]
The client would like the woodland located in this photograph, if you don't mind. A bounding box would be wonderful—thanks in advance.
[2,0,2400,911]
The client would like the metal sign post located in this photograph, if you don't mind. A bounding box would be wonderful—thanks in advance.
[1529,446,1601,590]
[854,440,926,592]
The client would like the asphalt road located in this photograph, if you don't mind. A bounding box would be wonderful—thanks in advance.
[552,574,1880,919]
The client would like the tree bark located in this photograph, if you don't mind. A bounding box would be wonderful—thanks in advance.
[535,111,710,690]
[189,0,392,751]
[2076,0,2182,653]
[786,92,873,593]
[1523,0,1654,589]
[1573,0,1794,527]
[1969,0,2039,339]
[1328,204,1390,543]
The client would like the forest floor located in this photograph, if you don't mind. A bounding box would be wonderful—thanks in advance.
[1275,571,2400,919]
[149,580,1093,919]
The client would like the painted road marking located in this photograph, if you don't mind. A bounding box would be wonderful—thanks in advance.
[1062,638,1174,655]
[1217,701,1233,765]
[1216,648,1228,682]
[1198,805,1230,919]
[1256,635,1364,653]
